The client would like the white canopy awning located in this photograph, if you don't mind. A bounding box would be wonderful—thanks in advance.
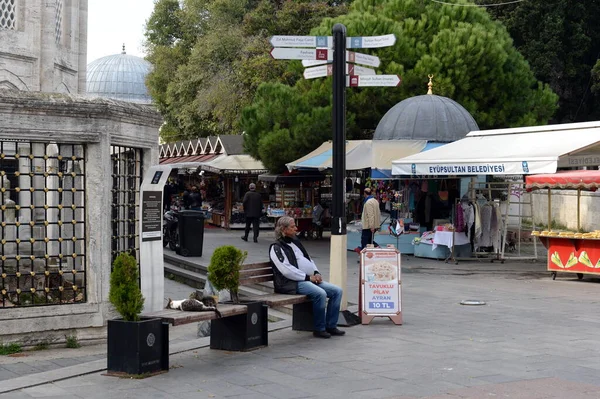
[392,122,600,176]
[201,154,267,175]
[287,140,427,171]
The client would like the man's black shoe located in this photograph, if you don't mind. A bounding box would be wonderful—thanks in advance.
[253,238,258,243]
[241,236,248,242]
[313,330,331,339]
[326,327,346,336]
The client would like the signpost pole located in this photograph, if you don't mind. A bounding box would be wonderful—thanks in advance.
[330,23,357,326]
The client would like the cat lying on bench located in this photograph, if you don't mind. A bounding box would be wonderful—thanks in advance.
[166,293,222,318]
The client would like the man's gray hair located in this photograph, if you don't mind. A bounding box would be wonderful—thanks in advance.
[274,216,295,240]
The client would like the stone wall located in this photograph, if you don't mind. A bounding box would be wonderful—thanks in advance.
[532,190,600,232]
[0,0,87,93]
[0,91,161,346]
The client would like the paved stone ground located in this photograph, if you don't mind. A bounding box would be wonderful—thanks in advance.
[2,228,600,398]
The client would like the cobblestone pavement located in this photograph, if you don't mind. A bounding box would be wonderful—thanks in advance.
[2,228,600,398]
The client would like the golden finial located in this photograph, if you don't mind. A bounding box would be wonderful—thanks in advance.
[427,75,434,95]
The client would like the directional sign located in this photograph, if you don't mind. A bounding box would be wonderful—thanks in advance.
[303,64,376,79]
[270,47,329,60]
[347,51,380,68]
[347,75,401,87]
[348,64,376,75]
[303,65,332,79]
[347,34,396,49]
[270,35,333,48]
[269,34,396,49]
[302,59,331,67]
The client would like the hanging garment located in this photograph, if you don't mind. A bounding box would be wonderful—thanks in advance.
[461,202,475,241]
[473,202,482,241]
[491,205,502,252]
[455,203,465,233]
[478,204,493,248]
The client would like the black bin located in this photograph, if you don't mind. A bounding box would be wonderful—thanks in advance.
[177,210,205,257]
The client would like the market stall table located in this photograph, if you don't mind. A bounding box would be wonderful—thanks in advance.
[526,170,600,279]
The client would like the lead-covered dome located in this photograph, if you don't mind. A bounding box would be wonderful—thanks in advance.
[374,94,478,142]
[86,49,152,104]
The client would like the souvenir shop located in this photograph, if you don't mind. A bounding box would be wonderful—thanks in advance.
[392,121,600,263]
[258,171,327,237]
[199,154,269,229]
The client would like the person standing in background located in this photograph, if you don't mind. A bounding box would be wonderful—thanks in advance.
[241,183,263,243]
[360,187,381,250]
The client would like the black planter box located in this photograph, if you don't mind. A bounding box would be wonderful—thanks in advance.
[107,318,169,375]
[210,301,268,351]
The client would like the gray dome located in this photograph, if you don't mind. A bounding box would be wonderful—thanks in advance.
[374,94,478,142]
[86,52,152,104]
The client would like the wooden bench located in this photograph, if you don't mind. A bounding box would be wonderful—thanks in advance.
[142,262,313,353]
[239,262,313,332]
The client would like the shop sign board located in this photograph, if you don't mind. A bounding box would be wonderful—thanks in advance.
[392,160,558,176]
[360,245,402,325]
[558,155,600,168]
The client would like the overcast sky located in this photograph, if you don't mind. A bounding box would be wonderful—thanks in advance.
[87,0,156,64]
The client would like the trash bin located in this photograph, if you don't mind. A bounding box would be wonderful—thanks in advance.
[177,210,205,257]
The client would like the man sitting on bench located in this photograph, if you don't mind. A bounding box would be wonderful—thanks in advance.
[269,216,345,339]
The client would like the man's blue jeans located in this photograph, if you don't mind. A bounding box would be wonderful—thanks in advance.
[297,281,343,332]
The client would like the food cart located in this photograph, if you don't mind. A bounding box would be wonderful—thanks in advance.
[526,170,600,280]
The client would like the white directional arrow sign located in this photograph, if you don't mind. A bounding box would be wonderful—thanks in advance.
[347,75,401,87]
[303,64,376,79]
[347,34,396,49]
[302,59,331,67]
[269,34,396,49]
[270,35,333,48]
[296,51,380,68]
[347,51,380,68]
[270,47,330,60]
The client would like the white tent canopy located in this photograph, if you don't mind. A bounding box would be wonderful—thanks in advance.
[287,139,427,171]
[201,154,267,175]
[392,121,600,176]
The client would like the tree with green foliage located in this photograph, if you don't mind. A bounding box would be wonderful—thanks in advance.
[109,252,144,322]
[144,0,347,142]
[479,0,600,123]
[207,246,247,303]
[242,0,558,173]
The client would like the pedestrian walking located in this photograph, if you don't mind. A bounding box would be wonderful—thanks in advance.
[360,187,381,250]
[241,183,263,243]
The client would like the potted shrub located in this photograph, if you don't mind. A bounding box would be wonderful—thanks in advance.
[207,246,267,351]
[107,252,168,376]
[207,245,247,303]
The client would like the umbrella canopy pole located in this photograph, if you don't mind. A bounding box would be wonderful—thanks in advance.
[547,189,551,231]
[577,189,581,232]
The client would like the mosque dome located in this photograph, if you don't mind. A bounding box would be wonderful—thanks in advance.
[86,46,152,104]
[374,78,478,142]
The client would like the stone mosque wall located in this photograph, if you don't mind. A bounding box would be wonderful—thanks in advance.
[0,0,87,93]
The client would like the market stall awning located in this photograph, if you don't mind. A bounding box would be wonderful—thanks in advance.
[200,154,268,175]
[371,142,446,179]
[392,122,600,176]
[159,154,220,165]
[526,170,600,191]
[286,140,427,171]
[258,171,326,183]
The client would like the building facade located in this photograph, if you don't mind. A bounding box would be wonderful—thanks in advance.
[0,0,87,93]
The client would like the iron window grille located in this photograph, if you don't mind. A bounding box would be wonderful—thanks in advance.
[111,146,142,266]
[0,141,86,308]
